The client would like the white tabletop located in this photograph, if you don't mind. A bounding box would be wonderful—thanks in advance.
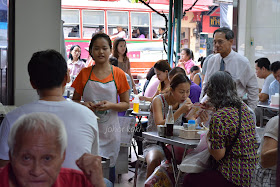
[257,104,279,111]
[142,131,199,148]
[131,111,150,117]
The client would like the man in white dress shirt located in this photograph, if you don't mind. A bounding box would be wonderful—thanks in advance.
[202,27,259,110]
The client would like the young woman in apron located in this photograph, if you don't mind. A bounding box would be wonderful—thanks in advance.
[72,33,130,184]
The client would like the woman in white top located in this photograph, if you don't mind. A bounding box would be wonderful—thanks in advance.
[67,45,85,77]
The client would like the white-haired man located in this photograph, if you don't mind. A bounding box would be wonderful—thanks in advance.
[0,50,98,170]
[0,112,105,187]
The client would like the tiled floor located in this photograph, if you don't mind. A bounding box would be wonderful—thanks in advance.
[114,145,146,187]
[114,166,146,187]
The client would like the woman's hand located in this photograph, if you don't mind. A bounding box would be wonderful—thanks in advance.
[133,85,138,94]
[199,110,209,123]
[180,99,193,113]
[95,100,113,111]
[177,61,184,68]
[82,101,97,112]
[139,96,146,101]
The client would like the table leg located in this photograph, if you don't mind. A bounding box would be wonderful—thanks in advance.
[175,146,187,186]
[135,116,143,155]
[260,107,264,127]
[171,145,178,182]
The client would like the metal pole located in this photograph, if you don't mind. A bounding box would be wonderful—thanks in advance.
[167,0,173,65]
[175,0,182,65]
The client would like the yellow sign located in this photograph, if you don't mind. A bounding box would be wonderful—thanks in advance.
[210,16,220,27]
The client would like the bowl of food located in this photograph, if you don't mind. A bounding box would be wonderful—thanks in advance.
[139,101,151,111]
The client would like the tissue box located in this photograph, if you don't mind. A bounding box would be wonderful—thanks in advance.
[179,129,200,140]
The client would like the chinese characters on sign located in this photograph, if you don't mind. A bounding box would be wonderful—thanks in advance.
[210,16,220,27]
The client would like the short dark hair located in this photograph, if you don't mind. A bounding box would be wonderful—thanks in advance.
[198,57,206,68]
[169,67,186,79]
[68,45,81,60]
[109,57,118,67]
[270,61,280,73]
[89,33,112,58]
[28,50,67,90]
[146,67,155,81]
[170,73,191,91]
[213,27,234,40]
[190,66,200,73]
[205,71,242,109]
[255,57,270,70]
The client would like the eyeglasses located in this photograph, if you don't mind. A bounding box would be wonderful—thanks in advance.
[213,40,226,45]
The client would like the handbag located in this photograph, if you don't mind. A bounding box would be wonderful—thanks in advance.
[209,107,242,170]
[179,134,210,173]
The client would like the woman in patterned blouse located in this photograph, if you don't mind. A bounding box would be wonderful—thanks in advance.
[183,71,258,187]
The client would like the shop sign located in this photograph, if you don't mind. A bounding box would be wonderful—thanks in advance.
[210,16,220,27]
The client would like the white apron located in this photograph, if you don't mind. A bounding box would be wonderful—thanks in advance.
[83,65,120,167]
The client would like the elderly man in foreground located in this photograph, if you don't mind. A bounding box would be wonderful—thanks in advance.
[0,112,105,187]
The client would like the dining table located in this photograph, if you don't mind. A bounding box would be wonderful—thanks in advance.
[142,131,200,186]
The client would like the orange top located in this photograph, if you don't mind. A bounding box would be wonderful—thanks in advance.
[72,65,130,96]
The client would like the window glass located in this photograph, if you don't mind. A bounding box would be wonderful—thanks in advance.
[131,12,149,39]
[83,10,104,38]
[107,11,128,38]
[152,13,168,39]
[62,9,80,38]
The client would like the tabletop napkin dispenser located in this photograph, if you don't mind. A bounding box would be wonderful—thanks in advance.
[179,129,201,140]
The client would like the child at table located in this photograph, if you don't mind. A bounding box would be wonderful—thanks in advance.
[71,33,130,183]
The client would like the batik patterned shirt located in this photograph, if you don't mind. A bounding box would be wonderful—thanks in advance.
[209,103,258,186]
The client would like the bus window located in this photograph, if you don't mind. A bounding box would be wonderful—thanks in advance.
[131,12,150,39]
[152,13,168,39]
[107,11,128,39]
[62,9,80,38]
[82,10,105,38]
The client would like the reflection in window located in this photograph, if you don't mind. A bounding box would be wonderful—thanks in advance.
[83,10,104,38]
[107,11,128,39]
[152,13,167,39]
[62,9,80,38]
[131,12,150,39]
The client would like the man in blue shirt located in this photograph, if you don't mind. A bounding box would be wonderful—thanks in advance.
[269,61,280,101]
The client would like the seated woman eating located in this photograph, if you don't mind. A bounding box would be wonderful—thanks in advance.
[183,71,258,187]
[143,73,208,179]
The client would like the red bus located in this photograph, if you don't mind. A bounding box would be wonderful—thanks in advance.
[61,0,169,75]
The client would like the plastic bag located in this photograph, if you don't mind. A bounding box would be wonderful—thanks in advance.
[144,160,175,187]
[179,132,210,173]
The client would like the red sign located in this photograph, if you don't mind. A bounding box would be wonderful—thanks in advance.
[202,7,220,33]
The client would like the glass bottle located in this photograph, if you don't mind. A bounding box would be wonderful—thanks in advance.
[165,105,174,137]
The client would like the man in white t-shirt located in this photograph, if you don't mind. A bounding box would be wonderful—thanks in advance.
[202,27,259,110]
[0,50,99,170]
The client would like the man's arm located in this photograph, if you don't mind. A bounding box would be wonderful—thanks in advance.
[246,73,259,110]
[76,153,106,187]
[259,93,269,103]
